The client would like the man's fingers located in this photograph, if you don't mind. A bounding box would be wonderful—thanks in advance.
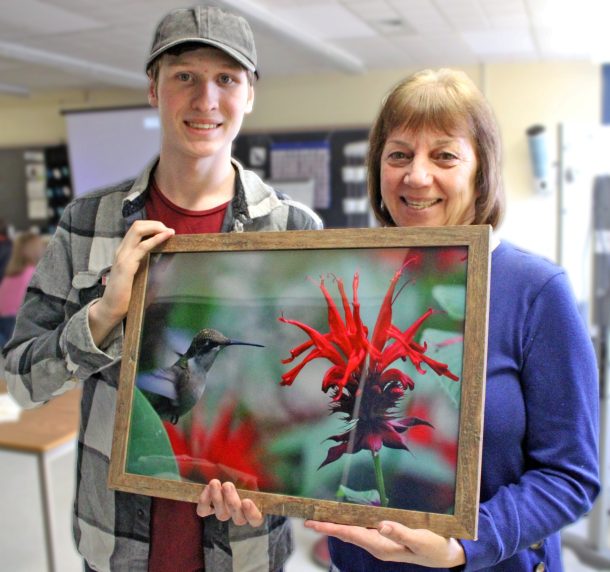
[241,499,264,527]
[208,480,231,521]
[197,481,264,527]
[222,483,248,525]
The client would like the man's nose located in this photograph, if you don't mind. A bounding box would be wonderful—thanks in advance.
[191,80,218,111]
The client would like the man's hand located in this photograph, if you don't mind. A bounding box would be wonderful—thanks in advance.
[197,480,264,527]
[304,520,465,568]
[88,220,174,346]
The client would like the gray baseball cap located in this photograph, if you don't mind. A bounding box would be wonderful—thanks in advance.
[147,6,258,77]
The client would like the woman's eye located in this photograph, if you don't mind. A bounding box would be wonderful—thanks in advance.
[437,151,458,161]
[387,151,409,161]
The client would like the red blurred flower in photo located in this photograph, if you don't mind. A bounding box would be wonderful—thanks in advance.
[163,399,275,491]
[405,398,458,469]
[401,246,468,276]
[279,262,459,504]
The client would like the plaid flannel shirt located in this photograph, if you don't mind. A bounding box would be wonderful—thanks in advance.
[3,158,322,572]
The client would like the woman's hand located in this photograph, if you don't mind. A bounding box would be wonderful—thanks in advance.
[88,220,174,345]
[197,480,264,527]
[304,520,465,568]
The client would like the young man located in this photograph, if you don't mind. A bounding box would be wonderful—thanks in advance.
[3,6,321,571]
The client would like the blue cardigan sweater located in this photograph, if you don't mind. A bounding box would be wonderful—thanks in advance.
[329,241,600,571]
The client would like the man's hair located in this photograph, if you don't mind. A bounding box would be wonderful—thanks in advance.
[368,68,505,229]
[147,43,256,87]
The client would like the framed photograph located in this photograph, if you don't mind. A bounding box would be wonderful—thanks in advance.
[109,226,490,539]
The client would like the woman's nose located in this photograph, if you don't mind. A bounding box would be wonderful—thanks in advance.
[404,157,432,187]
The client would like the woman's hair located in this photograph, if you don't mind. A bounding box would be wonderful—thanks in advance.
[368,68,505,228]
[4,232,43,277]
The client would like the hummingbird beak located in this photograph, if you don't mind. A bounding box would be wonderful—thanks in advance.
[227,339,265,348]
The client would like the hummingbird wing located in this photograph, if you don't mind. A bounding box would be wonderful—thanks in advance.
[135,327,192,400]
[136,370,178,400]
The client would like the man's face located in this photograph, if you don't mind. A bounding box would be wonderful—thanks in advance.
[148,47,254,164]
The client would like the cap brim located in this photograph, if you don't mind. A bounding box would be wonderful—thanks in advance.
[146,37,257,76]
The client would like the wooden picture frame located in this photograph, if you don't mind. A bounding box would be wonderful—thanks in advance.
[109,226,490,539]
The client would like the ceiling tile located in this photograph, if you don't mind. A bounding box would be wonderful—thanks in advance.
[435,0,489,30]
[461,28,537,58]
[336,35,412,68]
[343,0,398,20]
[0,0,103,34]
[274,3,377,39]
[389,0,452,34]
[391,33,478,66]
[345,1,417,36]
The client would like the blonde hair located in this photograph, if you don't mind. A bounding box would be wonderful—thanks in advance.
[4,233,43,277]
[368,68,505,228]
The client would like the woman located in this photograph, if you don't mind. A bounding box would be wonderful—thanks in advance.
[305,69,600,570]
[0,232,45,348]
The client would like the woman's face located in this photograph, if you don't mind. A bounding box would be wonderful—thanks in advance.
[380,126,479,228]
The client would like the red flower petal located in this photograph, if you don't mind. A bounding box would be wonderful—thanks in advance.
[318,442,349,469]
[279,315,344,365]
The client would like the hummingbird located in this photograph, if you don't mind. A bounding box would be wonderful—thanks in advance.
[136,328,264,424]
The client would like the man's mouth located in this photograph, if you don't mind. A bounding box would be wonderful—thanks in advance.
[402,197,442,210]
[185,121,220,130]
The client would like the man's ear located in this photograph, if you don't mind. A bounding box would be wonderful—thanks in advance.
[148,76,159,108]
[245,85,254,114]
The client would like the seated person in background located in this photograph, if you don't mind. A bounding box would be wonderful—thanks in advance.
[0,218,12,282]
[0,232,45,348]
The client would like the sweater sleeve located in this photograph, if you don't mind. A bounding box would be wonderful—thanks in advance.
[3,203,122,408]
[461,272,600,570]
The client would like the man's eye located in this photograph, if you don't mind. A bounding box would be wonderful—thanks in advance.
[218,74,234,85]
[177,72,191,81]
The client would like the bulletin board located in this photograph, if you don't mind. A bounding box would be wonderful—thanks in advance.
[0,144,71,233]
[232,127,370,228]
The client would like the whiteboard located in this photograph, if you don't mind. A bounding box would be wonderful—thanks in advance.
[64,106,160,197]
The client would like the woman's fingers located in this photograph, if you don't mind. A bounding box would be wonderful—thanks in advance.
[304,520,465,567]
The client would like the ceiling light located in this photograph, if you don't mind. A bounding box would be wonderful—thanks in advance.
[0,82,30,97]
[0,41,146,89]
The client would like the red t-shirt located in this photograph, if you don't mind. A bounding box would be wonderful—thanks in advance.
[146,178,229,572]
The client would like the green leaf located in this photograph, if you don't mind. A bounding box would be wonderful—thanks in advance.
[420,328,463,408]
[432,285,466,321]
[126,388,181,480]
[336,484,381,506]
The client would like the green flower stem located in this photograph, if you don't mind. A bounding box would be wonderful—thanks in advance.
[372,450,389,507]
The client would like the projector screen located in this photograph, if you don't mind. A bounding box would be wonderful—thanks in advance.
[64,106,161,197]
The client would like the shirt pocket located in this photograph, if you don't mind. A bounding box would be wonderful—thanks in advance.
[72,270,108,307]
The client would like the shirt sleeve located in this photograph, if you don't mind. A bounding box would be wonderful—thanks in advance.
[3,202,122,408]
[461,272,600,569]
